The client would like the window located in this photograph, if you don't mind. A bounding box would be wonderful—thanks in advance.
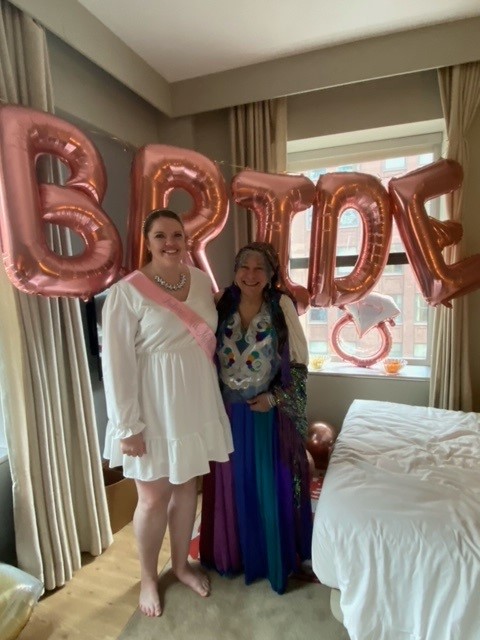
[390,342,403,357]
[309,340,329,355]
[383,157,406,171]
[415,293,429,324]
[390,294,403,325]
[339,208,360,228]
[383,264,403,275]
[288,123,443,369]
[418,153,434,165]
[309,307,327,324]
[414,344,428,358]
[305,207,313,231]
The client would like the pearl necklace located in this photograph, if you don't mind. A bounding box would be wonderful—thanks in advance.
[153,272,187,291]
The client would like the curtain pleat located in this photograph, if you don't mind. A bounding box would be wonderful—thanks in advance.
[229,98,287,249]
[429,62,480,411]
[0,0,112,590]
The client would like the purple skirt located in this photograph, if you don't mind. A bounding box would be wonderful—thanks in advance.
[200,402,312,594]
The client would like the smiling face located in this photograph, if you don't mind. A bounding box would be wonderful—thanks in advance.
[146,216,186,267]
[234,250,272,299]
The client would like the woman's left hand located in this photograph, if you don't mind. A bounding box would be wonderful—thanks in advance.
[247,393,274,413]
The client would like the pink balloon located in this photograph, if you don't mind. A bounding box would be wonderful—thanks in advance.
[128,144,229,289]
[231,170,315,314]
[309,172,392,308]
[389,158,480,307]
[0,105,122,299]
[331,313,394,368]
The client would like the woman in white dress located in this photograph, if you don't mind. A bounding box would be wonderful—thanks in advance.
[102,209,233,617]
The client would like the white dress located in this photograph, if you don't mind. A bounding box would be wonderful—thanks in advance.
[102,267,233,484]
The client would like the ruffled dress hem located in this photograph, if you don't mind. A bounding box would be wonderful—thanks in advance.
[104,420,233,485]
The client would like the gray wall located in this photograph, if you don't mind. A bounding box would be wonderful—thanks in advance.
[287,71,442,140]
[48,33,164,147]
[307,374,429,434]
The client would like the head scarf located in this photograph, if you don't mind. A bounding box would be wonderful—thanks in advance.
[233,242,280,288]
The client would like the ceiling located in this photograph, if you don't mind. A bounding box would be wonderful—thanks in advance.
[77,0,480,83]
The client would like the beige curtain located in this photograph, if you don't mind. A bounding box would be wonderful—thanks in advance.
[0,1,112,590]
[229,98,287,249]
[429,62,480,411]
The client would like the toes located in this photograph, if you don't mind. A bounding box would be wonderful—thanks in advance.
[140,602,162,617]
[200,575,211,596]
[174,566,211,597]
[139,580,161,617]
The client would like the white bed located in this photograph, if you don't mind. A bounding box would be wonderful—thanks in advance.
[312,399,480,640]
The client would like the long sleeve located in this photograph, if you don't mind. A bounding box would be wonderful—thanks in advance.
[279,295,309,365]
[101,284,146,439]
[270,295,309,439]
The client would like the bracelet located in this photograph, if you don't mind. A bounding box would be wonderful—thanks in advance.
[267,393,278,408]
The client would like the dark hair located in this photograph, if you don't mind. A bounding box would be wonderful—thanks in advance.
[217,242,290,355]
[233,242,280,286]
[142,209,184,237]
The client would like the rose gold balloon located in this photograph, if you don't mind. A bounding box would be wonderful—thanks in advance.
[0,105,122,299]
[128,145,228,289]
[389,159,480,307]
[309,172,392,308]
[305,421,337,471]
[231,170,315,314]
[331,312,394,368]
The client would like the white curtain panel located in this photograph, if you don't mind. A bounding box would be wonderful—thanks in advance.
[430,62,480,411]
[228,98,287,249]
[0,0,112,590]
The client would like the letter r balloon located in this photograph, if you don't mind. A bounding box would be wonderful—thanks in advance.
[0,105,122,299]
[128,144,229,289]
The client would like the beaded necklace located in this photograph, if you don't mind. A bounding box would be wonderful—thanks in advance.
[153,272,187,291]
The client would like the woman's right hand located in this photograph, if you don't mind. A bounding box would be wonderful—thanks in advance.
[120,432,146,457]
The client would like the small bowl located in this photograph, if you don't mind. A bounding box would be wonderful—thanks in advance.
[383,358,407,374]
[310,355,331,371]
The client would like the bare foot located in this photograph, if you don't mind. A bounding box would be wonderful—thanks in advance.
[139,577,161,617]
[174,564,211,597]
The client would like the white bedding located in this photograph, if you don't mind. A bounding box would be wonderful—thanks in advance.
[312,399,480,640]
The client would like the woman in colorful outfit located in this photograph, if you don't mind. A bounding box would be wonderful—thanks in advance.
[200,242,312,594]
[102,209,233,617]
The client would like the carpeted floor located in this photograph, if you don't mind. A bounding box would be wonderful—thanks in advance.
[118,475,350,640]
[118,564,350,640]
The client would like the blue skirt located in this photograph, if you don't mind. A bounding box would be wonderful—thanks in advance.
[200,402,312,594]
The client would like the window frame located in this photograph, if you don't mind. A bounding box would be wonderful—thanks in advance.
[287,124,444,369]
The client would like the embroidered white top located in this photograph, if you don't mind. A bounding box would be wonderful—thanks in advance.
[217,295,308,403]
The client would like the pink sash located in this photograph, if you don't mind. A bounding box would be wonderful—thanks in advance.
[124,270,216,361]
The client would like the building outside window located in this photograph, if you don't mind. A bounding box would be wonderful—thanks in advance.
[287,124,444,370]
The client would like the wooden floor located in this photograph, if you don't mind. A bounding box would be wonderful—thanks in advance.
[17,502,200,640]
